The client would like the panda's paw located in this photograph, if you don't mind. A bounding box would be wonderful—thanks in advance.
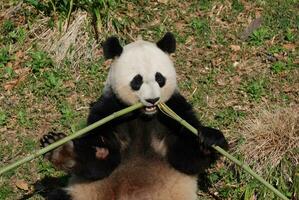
[201,127,228,150]
[40,132,66,159]
[40,132,66,148]
[40,132,75,172]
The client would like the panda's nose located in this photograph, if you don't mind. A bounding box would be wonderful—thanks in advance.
[145,97,160,105]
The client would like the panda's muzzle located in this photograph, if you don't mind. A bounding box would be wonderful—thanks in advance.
[144,98,159,114]
[145,98,160,105]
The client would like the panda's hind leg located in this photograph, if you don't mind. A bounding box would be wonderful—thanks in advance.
[40,132,76,173]
[46,188,72,200]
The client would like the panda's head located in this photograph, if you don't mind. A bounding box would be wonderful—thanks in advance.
[103,33,177,115]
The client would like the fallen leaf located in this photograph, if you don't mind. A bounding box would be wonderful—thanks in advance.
[15,50,25,59]
[4,79,18,90]
[217,78,226,86]
[240,17,262,40]
[283,43,296,51]
[3,74,27,90]
[15,179,29,191]
[14,67,30,75]
[157,0,168,3]
[6,62,13,68]
[230,45,241,51]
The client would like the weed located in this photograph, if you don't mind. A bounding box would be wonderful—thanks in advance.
[1,20,14,34]
[4,66,15,78]
[232,0,244,14]
[59,102,75,126]
[284,28,296,42]
[197,0,213,11]
[268,45,284,54]
[216,30,229,45]
[22,138,37,152]
[0,48,11,68]
[26,50,53,74]
[44,71,62,89]
[244,79,266,101]
[271,61,287,73]
[0,185,13,200]
[190,18,211,43]
[0,110,7,125]
[249,27,271,45]
[17,110,31,127]
[215,107,245,127]
[36,159,57,176]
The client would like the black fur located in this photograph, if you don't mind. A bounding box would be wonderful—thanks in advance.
[130,74,143,91]
[70,92,133,180]
[41,91,227,180]
[102,37,123,59]
[155,72,166,88]
[156,32,176,54]
[46,188,71,200]
[158,92,228,174]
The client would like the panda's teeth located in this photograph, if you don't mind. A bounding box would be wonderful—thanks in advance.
[145,106,157,112]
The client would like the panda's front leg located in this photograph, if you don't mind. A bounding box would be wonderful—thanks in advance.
[166,126,228,174]
[40,131,120,180]
[162,93,228,175]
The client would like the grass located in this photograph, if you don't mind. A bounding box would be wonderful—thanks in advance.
[0,0,298,199]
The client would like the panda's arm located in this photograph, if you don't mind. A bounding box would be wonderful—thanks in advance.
[160,92,228,175]
[41,93,130,181]
[70,93,132,180]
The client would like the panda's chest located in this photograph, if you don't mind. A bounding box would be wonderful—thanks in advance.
[115,117,170,158]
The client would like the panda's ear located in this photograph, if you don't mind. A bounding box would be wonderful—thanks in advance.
[102,37,123,59]
[156,32,176,54]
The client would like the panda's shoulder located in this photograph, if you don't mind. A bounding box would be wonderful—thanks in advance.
[88,92,125,124]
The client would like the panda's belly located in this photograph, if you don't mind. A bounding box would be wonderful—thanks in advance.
[67,157,198,200]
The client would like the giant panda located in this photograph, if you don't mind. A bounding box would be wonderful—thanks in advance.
[40,32,228,200]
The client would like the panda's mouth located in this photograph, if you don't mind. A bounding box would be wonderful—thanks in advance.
[144,105,157,114]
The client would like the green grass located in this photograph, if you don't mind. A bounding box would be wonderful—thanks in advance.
[0,0,298,199]
[0,185,13,200]
[249,27,272,45]
[244,78,267,101]
[0,48,11,68]
[26,50,53,74]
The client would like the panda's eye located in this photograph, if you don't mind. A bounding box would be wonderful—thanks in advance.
[130,74,143,91]
[155,72,166,88]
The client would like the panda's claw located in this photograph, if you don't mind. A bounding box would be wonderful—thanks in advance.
[40,132,66,148]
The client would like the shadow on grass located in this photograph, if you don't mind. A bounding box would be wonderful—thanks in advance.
[19,175,69,200]
[197,172,223,200]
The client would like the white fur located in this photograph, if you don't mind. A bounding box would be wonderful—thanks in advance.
[106,40,177,106]
[67,157,198,200]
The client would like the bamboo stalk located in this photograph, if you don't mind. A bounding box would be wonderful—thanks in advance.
[0,103,143,175]
[158,103,289,200]
[66,0,74,30]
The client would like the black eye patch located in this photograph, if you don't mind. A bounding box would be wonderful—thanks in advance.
[155,72,166,88]
[130,74,143,91]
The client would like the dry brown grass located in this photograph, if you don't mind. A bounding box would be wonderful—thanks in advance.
[28,11,102,65]
[240,106,299,173]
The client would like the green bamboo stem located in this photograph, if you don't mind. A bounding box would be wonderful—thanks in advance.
[0,102,143,175]
[158,103,289,200]
[66,0,74,30]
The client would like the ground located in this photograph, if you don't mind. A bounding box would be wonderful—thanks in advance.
[0,0,298,199]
